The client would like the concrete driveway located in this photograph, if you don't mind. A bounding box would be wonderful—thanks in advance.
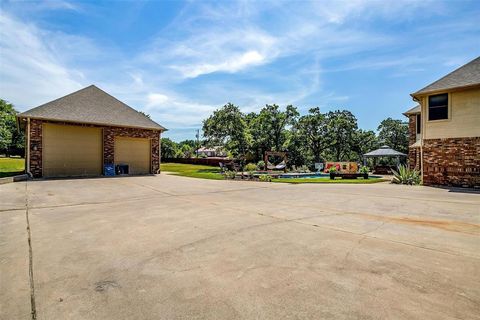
[1,175,479,319]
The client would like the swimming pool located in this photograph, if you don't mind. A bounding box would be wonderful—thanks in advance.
[278,173,381,179]
[278,173,329,179]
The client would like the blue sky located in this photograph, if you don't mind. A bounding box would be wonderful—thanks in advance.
[1,0,479,141]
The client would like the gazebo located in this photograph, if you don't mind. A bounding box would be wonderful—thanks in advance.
[363,145,407,174]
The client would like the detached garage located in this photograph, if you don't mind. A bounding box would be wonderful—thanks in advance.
[17,85,166,178]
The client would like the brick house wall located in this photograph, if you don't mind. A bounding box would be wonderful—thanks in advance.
[28,119,161,178]
[422,137,480,188]
[29,119,43,177]
[407,114,420,171]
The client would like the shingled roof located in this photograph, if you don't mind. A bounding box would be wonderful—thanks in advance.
[18,85,166,131]
[403,105,420,116]
[412,56,480,97]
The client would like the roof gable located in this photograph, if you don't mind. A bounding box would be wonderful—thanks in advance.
[18,85,166,131]
[412,56,480,97]
[403,105,420,116]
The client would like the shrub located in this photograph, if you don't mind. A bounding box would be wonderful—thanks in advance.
[245,163,257,172]
[259,174,272,182]
[329,166,337,173]
[224,170,236,180]
[360,166,369,174]
[391,165,421,185]
[245,163,257,179]
[295,165,310,173]
[256,160,265,170]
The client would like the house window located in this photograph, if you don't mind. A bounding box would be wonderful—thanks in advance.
[416,114,421,134]
[428,93,448,120]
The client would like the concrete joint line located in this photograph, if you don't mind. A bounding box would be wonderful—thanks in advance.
[24,181,37,320]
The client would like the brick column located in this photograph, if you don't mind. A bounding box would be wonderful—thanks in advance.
[29,119,43,178]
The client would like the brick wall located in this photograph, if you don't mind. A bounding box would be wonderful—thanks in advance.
[408,115,417,146]
[28,120,161,177]
[408,147,421,171]
[164,157,231,166]
[29,119,43,177]
[407,114,419,170]
[422,137,480,188]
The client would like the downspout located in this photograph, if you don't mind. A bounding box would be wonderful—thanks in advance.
[412,95,424,184]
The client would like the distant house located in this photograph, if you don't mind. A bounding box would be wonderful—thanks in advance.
[196,146,227,158]
[405,56,480,187]
[17,85,166,178]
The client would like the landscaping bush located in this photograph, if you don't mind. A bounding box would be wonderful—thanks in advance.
[329,166,337,173]
[224,170,237,180]
[256,160,265,170]
[245,163,257,179]
[360,166,369,174]
[259,174,272,182]
[391,165,421,185]
[296,165,310,173]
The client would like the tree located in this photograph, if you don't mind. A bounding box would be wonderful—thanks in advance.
[202,103,251,160]
[177,139,196,158]
[0,99,24,156]
[324,110,358,161]
[251,104,299,151]
[295,107,328,163]
[352,129,379,162]
[377,118,408,154]
[138,111,151,119]
[160,138,179,159]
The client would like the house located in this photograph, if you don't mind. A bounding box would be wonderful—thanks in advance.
[405,56,480,187]
[17,85,166,178]
[196,146,227,158]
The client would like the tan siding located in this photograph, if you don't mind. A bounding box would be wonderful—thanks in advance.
[43,123,102,177]
[423,88,480,139]
[114,137,151,174]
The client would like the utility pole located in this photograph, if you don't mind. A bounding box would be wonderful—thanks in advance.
[195,129,200,158]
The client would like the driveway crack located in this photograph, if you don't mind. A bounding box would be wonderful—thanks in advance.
[24,181,37,320]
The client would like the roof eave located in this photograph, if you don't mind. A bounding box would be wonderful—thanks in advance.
[411,83,480,100]
[16,115,167,132]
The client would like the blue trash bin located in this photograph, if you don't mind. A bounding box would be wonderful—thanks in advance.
[104,164,115,176]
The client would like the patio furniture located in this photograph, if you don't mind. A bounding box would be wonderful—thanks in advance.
[265,151,287,172]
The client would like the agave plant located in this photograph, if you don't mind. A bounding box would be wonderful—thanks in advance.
[391,165,421,185]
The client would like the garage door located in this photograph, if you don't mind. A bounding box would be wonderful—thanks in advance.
[114,137,151,174]
[43,123,102,177]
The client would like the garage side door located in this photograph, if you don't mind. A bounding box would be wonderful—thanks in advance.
[114,137,151,174]
[43,123,102,177]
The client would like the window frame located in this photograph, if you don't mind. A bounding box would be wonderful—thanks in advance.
[427,93,449,121]
[416,114,421,134]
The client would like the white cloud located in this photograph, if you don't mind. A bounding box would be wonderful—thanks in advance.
[141,26,279,79]
[0,13,84,108]
[146,93,169,107]
[0,0,474,140]
[171,50,266,78]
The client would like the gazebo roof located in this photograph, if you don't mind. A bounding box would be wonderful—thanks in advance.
[363,145,407,157]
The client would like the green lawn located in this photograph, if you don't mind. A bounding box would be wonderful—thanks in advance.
[0,157,25,178]
[161,162,387,184]
[161,163,224,180]
[272,177,387,184]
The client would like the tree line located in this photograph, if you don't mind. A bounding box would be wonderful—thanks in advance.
[0,98,408,167]
[162,103,408,168]
[0,99,24,157]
